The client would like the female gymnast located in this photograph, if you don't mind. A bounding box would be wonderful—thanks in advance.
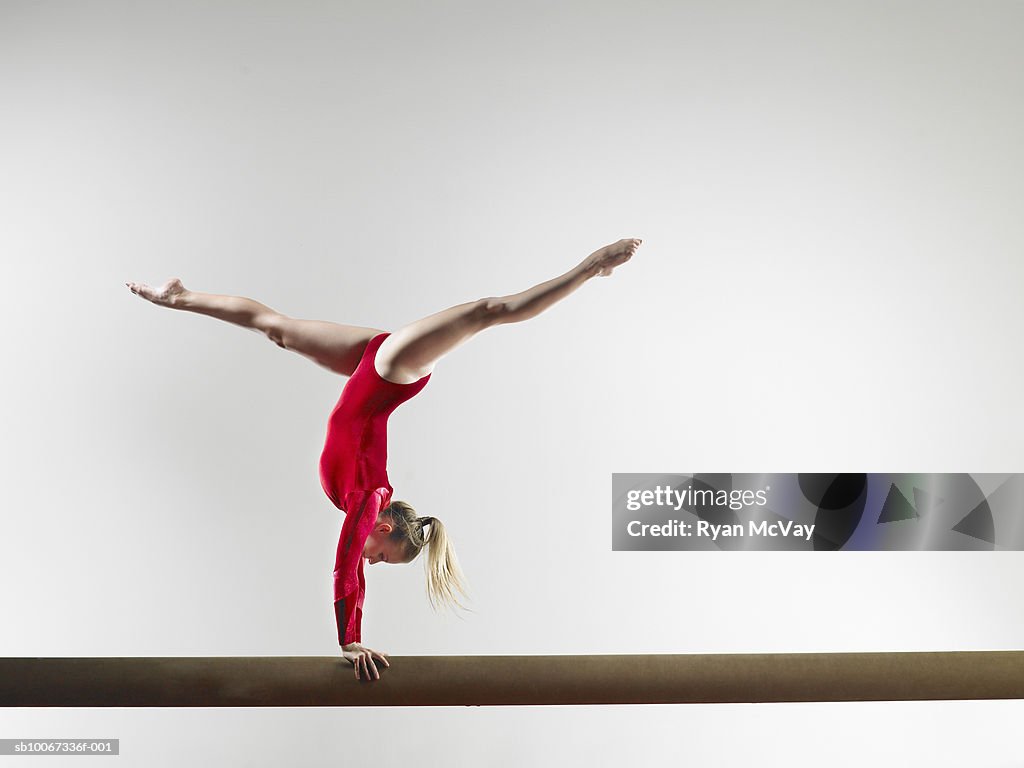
[126,237,641,681]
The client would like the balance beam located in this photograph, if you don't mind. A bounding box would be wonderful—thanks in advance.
[2,652,1022,707]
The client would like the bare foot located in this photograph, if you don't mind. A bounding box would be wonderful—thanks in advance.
[586,238,642,277]
[125,278,188,307]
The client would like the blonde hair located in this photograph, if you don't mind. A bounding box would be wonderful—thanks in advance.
[383,500,468,610]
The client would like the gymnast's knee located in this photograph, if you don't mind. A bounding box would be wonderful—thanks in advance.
[257,313,288,348]
[473,297,510,326]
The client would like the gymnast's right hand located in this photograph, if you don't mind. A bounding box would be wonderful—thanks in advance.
[341,642,391,681]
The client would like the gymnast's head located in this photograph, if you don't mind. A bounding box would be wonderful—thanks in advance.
[362,500,468,609]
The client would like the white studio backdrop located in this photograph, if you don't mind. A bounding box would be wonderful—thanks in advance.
[1,0,1022,765]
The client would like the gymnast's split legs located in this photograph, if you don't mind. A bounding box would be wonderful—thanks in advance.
[126,238,642,382]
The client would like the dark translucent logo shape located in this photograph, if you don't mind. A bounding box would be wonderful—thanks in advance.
[879,485,919,524]
[954,495,996,545]
[798,474,868,551]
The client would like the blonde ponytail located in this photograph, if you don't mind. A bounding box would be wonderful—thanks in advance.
[420,516,468,610]
[382,501,469,611]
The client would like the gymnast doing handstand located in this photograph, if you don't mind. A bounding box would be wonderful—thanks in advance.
[126,237,641,681]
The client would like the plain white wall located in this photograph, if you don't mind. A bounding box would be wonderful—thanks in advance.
[2,0,1023,765]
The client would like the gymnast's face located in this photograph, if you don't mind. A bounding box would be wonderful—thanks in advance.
[363,522,404,565]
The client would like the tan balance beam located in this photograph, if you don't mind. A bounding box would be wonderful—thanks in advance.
[2,652,1022,707]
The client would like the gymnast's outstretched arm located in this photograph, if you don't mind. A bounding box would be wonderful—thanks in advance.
[333,488,392,681]
[374,238,643,384]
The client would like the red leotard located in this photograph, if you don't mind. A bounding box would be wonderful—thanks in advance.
[318,332,430,646]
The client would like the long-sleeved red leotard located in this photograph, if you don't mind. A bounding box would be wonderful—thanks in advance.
[318,332,430,646]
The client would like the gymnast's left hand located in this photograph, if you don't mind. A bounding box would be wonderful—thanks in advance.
[341,642,391,681]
